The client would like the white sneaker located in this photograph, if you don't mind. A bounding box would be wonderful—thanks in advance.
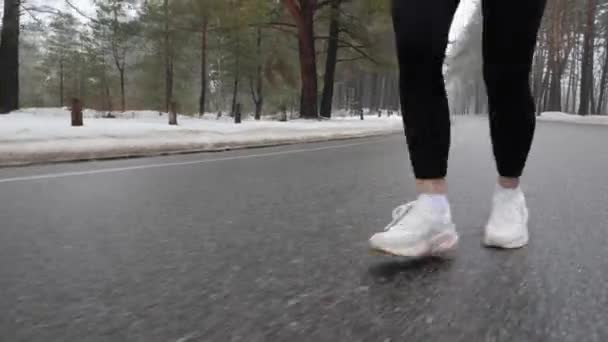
[484,186,529,249]
[369,198,459,257]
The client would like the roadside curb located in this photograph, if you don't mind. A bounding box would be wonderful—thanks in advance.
[0,130,400,168]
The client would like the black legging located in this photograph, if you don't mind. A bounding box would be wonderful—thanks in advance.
[392,0,546,179]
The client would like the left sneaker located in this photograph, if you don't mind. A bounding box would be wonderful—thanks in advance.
[484,186,529,249]
[369,198,458,257]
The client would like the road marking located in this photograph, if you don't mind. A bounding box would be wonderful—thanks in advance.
[0,139,384,184]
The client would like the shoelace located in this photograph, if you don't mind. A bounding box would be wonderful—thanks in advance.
[384,201,416,231]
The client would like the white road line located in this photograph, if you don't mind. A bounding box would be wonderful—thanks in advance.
[0,139,382,184]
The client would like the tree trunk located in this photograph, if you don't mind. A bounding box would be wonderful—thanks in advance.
[254,100,263,120]
[532,37,545,104]
[352,75,363,118]
[234,103,242,124]
[382,74,391,111]
[378,74,387,111]
[565,56,574,112]
[547,64,562,111]
[320,0,340,118]
[369,72,380,114]
[598,44,608,113]
[389,75,399,111]
[199,17,208,116]
[600,64,608,114]
[335,82,344,110]
[231,73,239,117]
[101,66,112,113]
[110,5,127,113]
[578,0,597,115]
[78,47,85,101]
[286,0,319,118]
[169,101,178,125]
[231,52,240,117]
[537,66,551,113]
[572,41,580,113]
[60,57,65,107]
[71,98,83,126]
[0,0,20,114]
[254,27,264,120]
[163,0,173,113]
[119,68,126,112]
[541,70,551,113]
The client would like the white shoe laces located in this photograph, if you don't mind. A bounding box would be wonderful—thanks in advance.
[385,201,417,231]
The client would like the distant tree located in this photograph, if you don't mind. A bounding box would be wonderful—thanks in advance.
[93,0,138,112]
[281,0,319,118]
[184,0,222,116]
[319,0,340,118]
[0,0,21,113]
[578,0,598,115]
[319,0,387,118]
[47,13,79,107]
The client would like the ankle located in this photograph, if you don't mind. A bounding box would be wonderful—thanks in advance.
[498,177,520,189]
[416,178,447,194]
[494,182,525,204]
[418,193,450,215]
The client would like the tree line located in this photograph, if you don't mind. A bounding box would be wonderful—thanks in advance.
[448,0,608,116]
[0,0,399,118]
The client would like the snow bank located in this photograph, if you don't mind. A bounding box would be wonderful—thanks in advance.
[539,112,608,126]
[0,108,402,166]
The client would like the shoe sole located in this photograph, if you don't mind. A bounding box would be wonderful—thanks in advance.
[369,231,459,257]
[483,233,529,249]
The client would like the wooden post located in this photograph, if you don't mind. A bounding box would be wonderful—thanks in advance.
[234,103,242,124]
[71,98,83,126]
[280,104,287,122]
[169,101,178,125]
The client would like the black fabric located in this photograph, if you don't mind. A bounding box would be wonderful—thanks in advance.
[392,0,547,179]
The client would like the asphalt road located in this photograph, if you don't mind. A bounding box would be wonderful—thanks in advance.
[2,117,608,342]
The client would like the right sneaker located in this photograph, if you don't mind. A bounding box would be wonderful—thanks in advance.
[369,197,459,257]
[484,186,529,249]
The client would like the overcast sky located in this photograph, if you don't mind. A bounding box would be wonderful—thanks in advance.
[35,0,94,12]
[21,0,95,20]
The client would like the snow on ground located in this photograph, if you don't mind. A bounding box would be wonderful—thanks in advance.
[539,112,608,125]
[0,108,403,166]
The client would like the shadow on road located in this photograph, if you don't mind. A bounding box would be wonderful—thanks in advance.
[367,256,453,283]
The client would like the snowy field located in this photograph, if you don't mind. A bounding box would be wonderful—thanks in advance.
[0,108,403,166]
[538,112,608,125]
[1,108,604,166]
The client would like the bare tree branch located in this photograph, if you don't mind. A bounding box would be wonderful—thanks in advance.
[20,4,46,26]
[316,35,377,64]
[337,56,365,63]
[263,23,298,37]
[22,5,61,16]
[65,0,99,23]
[266,21,297,28]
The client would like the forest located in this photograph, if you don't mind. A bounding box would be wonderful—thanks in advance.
[0,0,607,118]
